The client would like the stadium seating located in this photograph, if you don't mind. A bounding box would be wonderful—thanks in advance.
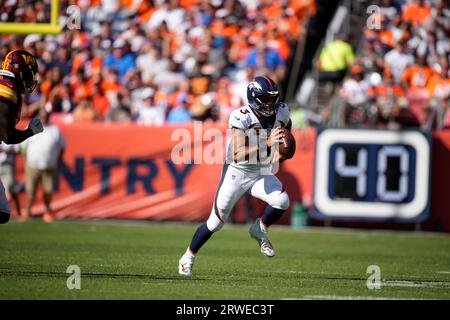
[0,0,316,126]
[327,0,450,130]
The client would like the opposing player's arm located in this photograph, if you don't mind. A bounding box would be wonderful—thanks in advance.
[4,128,33,144]
[4,118,43,144]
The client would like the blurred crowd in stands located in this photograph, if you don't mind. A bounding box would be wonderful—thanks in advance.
[1,0,448,131]
[0,0,315,126]
[317,0,450,130]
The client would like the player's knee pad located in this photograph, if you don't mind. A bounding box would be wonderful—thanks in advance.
[215,198,233,222]
[0,211,10,224]
[267,191,290,210]
[206,211,224,232]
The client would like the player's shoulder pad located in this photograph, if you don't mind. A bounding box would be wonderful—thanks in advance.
[0,78,18,104]
[229,106,252,130]
[276,102,290,126]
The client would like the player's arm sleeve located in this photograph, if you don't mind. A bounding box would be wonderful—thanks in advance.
[0,94,36,144]
[228,109,248,130]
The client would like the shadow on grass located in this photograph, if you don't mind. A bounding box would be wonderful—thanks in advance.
[0,270,205,281]
[3,269,448,286]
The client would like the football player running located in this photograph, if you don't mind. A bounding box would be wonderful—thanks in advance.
[0,50,43,224]
[179,76,292,276]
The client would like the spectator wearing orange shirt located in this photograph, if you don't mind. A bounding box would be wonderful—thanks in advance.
[402,0,431,26]
[401,55,436,89]
[379,29,396,50]
[71,48,103,79]
[289,0,317,20]
[41,67,72,113]
[369,68,406,98]
[427,75,450,99]
[101,69,124,109]
[426,55,450,99]
[368,68,407,125]
[92,84,110,120]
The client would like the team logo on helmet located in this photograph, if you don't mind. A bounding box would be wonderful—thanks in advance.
[0,49,38,94]
[248,81,262,91]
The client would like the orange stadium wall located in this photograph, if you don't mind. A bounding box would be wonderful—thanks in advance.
[13,124,450,232]
[14,123,315,223]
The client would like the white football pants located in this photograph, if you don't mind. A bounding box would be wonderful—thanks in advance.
[206,164,290,232]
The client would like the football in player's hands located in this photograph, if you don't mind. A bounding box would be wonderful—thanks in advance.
[28,117,44,135]
[278,127,296,159]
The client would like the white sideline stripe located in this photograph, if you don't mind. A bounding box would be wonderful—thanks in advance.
[437,271,450,274]
[287,295,423,300]
[383,280,450,288]
[274,271,450,288]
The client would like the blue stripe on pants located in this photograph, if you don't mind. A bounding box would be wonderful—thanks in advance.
[213,164,229,222]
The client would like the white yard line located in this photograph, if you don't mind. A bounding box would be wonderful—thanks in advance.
[382,280,450,288]
[274,271,450,290]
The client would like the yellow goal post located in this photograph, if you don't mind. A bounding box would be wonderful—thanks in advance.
[0,0,61,35]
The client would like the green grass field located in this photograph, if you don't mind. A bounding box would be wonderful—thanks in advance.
[1,219,449,300]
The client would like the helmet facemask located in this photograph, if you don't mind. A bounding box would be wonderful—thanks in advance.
[24,65,38,93]
[255,92,279,117]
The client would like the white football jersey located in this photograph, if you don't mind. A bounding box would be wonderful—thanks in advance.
[225,103,290,172]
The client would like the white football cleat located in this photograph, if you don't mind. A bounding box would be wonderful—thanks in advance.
[178,250,195,276]
[249,218,275,257]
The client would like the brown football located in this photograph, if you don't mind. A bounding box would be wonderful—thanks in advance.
[278,127,296,159]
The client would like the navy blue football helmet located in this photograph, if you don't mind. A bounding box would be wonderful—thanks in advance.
[247,76,280,117]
